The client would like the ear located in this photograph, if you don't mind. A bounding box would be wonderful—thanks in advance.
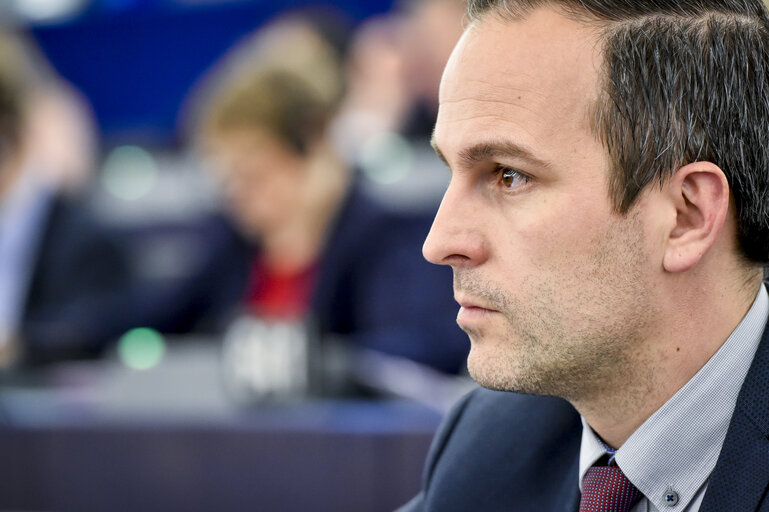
[663,162,730,273]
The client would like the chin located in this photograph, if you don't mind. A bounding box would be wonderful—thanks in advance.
[466,344,520,392]
[467,342,558,396]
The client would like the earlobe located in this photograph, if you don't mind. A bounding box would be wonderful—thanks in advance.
[662,162,730,273]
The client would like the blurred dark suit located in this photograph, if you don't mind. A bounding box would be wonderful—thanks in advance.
[21,193,133,363]
[314,178,468,374]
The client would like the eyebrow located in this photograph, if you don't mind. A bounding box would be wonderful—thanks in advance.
[430,136,552,171]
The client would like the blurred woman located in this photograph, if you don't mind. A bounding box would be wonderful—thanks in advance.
[190,61,467,378]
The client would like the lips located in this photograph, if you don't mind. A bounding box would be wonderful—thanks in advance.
[456,296,498,312]
[455,296,499,327]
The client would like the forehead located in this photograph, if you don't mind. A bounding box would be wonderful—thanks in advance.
[435,8,605,165]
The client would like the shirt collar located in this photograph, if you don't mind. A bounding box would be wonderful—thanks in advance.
[578,284,768,510]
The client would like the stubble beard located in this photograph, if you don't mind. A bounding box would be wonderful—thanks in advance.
[457,212,657,405]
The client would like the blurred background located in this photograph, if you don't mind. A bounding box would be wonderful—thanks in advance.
[0,0,475,510]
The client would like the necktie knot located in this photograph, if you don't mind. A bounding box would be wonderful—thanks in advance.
[579,464,642,512]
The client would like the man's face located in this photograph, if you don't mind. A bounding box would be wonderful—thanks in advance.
[425,8,663,400]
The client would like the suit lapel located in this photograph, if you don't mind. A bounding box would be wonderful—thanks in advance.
[700,319,769,511]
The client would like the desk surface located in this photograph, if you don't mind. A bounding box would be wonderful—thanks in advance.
[0,344,450,512]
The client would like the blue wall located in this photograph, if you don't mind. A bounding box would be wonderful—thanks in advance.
[30,0,394,146]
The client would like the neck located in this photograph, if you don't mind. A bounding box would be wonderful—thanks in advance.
[261,225,325,273]
[575,272,762,448]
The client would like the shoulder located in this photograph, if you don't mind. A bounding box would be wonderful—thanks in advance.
[33,193,127,276]
[418,388,582,512]
[319,178,436,284]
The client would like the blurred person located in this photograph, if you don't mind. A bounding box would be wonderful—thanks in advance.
[333,0,464,147]
[330,16,410,164]
[187,61,468,380]
[330,0,465,209]
[0,31,132,366]
[25,82,98,194]
[397,0,465,140]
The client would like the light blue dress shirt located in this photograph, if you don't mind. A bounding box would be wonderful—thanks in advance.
[0,170,52,348]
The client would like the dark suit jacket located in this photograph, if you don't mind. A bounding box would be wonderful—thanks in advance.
[310,179,468,374]
[400,317,769,511]
[22,194,134,363]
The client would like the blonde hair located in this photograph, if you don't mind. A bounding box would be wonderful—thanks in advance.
[202,67,330,154]
[190,16,345,151]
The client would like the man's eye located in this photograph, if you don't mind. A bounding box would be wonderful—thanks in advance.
[498,166,530,189]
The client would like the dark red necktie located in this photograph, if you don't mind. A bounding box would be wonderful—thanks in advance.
[579,464,643,512]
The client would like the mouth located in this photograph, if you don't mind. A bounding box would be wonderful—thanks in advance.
[455,297,499,327]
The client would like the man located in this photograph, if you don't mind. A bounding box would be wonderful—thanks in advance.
[399,0,769,510]
[0,32,133,365]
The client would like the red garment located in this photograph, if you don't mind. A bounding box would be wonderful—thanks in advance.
[244,256,317,320]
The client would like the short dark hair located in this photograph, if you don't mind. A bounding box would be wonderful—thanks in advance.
[467,0,769,264]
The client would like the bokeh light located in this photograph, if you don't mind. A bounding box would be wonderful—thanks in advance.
[101,145,159,202]
[359,132,413,185]
[117,328,166,371]
[14,0,87,22]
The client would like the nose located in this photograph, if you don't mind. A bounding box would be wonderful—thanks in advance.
[423,181,488,268]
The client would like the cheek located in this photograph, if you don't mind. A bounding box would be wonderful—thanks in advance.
[499,197,613,270]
